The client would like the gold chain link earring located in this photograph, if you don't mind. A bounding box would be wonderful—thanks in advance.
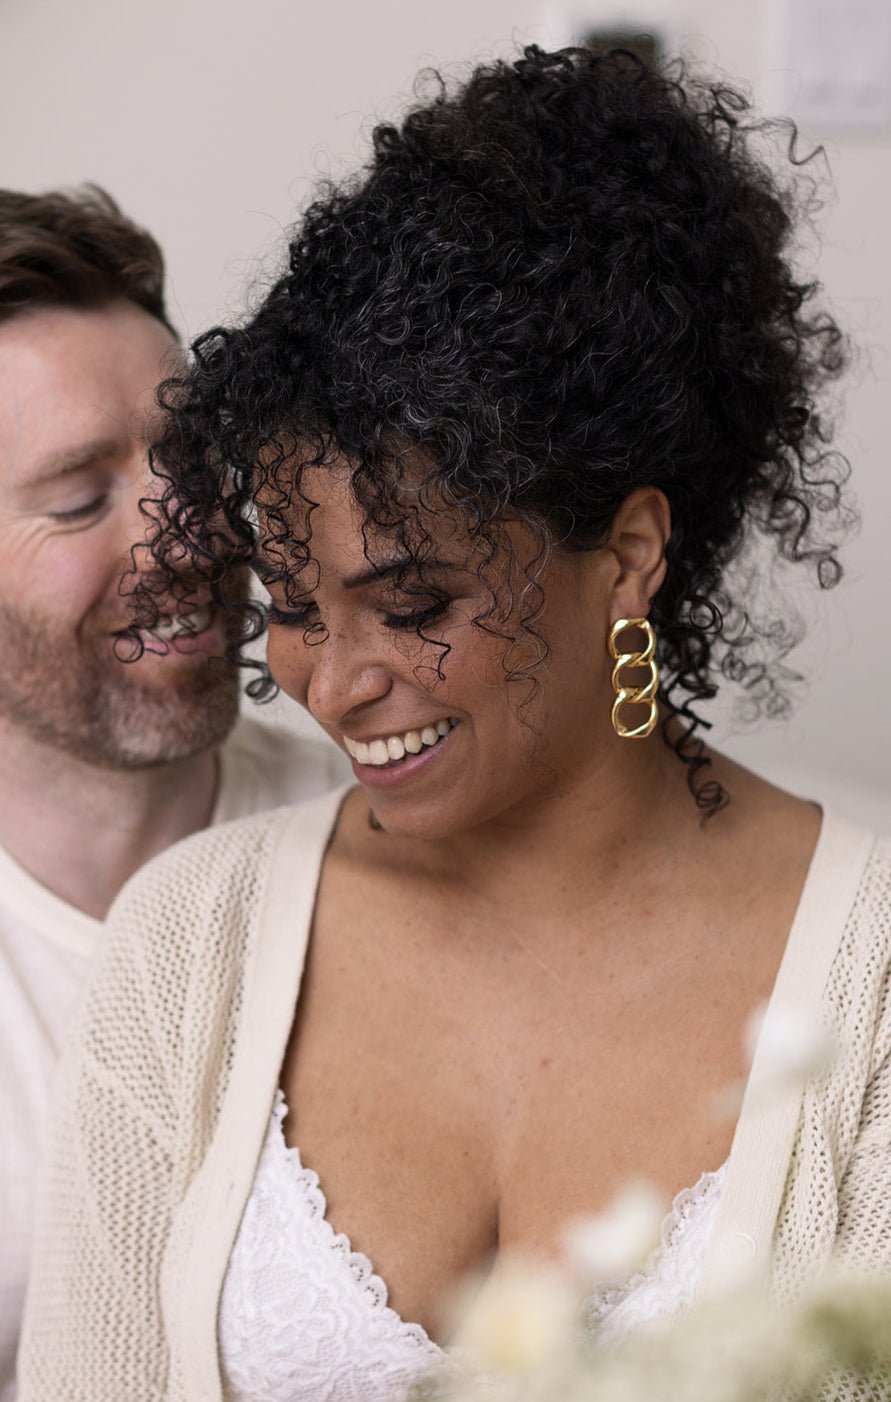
[608,617,660,740]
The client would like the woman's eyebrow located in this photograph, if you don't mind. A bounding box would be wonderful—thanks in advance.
[343,557,463,589]
[251,553,460,589]
[341,558,412,590]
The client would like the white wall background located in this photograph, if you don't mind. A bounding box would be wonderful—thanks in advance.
[1,0,888,827]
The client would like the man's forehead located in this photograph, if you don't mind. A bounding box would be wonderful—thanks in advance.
[0,409,143,496]
[0,340,174,495]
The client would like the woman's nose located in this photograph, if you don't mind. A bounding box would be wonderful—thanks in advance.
[279,625,394,730]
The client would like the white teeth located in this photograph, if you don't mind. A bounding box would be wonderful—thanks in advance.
[368,739,389,766]
[344,718,458,766]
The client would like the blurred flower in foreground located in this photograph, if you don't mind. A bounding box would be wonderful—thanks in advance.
[416,1269,891,1402]
[447,1254,577,1377]
[710,998,839,1125]
[744,1000,839,1093]
[562,1180,666,1287]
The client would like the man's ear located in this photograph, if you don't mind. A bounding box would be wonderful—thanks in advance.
[606,487,671,619]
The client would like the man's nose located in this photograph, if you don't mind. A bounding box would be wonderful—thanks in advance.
[109,453,154,568]
[130,451,200,579]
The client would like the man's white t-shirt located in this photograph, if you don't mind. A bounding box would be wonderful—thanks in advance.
[0,718,349,1401]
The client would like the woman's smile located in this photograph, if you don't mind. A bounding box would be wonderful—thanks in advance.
[342,715,459,766]
[343,716,461,787]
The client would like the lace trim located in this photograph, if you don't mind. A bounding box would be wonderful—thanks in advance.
[583,1160,727,1329]
[271,1090,442,1360]
[274,1089,722,1347]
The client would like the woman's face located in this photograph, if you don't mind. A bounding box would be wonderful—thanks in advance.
[260,465,643,840]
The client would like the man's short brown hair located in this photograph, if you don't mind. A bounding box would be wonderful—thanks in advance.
[0,184,173,333]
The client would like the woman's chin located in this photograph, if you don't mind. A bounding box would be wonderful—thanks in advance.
[363,797,466,844]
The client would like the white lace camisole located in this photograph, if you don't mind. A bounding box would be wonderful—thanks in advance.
[218,1092,726,1402]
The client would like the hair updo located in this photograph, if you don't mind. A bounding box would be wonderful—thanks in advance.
[143,45,852,814]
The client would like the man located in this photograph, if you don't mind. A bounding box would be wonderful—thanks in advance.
[0,186,347,1399]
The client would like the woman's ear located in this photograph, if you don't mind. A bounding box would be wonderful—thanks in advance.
[606,487,671,619]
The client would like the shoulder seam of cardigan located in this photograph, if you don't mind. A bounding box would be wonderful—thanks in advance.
[698,808,877,1293]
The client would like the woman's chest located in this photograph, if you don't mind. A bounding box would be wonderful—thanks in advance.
[219,1081,729,1402]
[277,887,758,1337]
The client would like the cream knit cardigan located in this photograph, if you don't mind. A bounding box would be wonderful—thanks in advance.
[17,792,891,1402]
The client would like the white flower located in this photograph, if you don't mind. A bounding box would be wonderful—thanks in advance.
[745,1001,838,1092]
[562,1180,666,1287]
[416,1258,891,1402]
[448,1253,577,1377]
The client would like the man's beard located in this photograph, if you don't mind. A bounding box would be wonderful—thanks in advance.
[0,598,241,770]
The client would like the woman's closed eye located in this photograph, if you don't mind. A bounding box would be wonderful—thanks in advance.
[381,597,450,631]
[265,597,451,631]
[266,600,320,628]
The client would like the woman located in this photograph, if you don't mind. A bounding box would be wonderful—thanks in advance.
[19,45,890,1402]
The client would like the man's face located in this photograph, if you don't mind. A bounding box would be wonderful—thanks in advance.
[0,299,239,769]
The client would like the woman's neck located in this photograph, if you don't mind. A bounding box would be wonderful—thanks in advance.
[344,727,703,915]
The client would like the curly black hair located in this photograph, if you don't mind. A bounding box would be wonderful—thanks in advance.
[141,45,852,815]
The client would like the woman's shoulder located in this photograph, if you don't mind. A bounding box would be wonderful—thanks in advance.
[859,825,891,896]
[79,787,350,1072]
[840,819,891,978]
[104,785,350,958]
[814,815,891,1069]
[822,810,890,933]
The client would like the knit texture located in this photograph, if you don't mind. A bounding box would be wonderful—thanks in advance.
[773,837,891,1292]
[23,810,285,1400]
[17,803,891,1402]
